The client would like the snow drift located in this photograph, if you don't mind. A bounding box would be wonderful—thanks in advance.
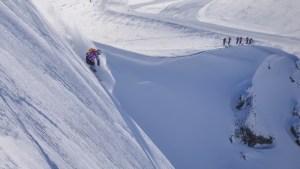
[102,43,300,169]
[0,0,172,168]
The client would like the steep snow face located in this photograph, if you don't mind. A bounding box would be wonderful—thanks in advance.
[198,0,300,37]
[0,0,173,168]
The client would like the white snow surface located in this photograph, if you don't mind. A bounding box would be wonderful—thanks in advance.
[0,0,172,169]
[198,0,300,37]
[2,0,300,169]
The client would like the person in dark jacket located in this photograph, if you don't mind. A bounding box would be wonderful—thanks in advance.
[239,37,243,45]
[249,38,253,45]
[245,37,249,44]
[223,38,227,46]
[228,37,231,46]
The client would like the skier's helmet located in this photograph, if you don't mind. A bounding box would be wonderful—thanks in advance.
[88,48,96,53]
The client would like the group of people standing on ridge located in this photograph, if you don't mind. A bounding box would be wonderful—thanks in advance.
[223,36,254,46]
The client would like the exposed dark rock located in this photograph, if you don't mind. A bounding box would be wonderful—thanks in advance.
[240,152,247,160]
[291,125,300,146]
[290,76,295,83]
[235,126,274,147]
[236,95,252,110]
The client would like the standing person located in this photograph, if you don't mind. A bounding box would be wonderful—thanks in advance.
[236,37,239,44]
[249,38,253,45]
[239,36,243,45]
[228,37,232,46]
[86,48,101,72]
[245,37,249,44]
[223,38,227,46]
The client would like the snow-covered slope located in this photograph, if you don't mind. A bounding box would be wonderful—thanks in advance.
[48,0,300,58]
[100,43,300,169]
[48,0,300,168]
[198,0,300,37]
[3,0,300,169]
[0,0,172,168]
[48,0,223,57]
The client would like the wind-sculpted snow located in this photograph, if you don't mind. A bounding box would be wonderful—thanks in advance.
[98,43,300,169]
[0,0,173,168]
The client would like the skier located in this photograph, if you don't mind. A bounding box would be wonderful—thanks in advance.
[236,37,239,44]
[239,36,243,45]
[245,37,249,44]
[223,38,227,46]
[249,38,253,45]
[228,37,231,46]
[86,48,101,72]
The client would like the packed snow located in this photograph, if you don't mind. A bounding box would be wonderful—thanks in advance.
[1,0,300,169]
